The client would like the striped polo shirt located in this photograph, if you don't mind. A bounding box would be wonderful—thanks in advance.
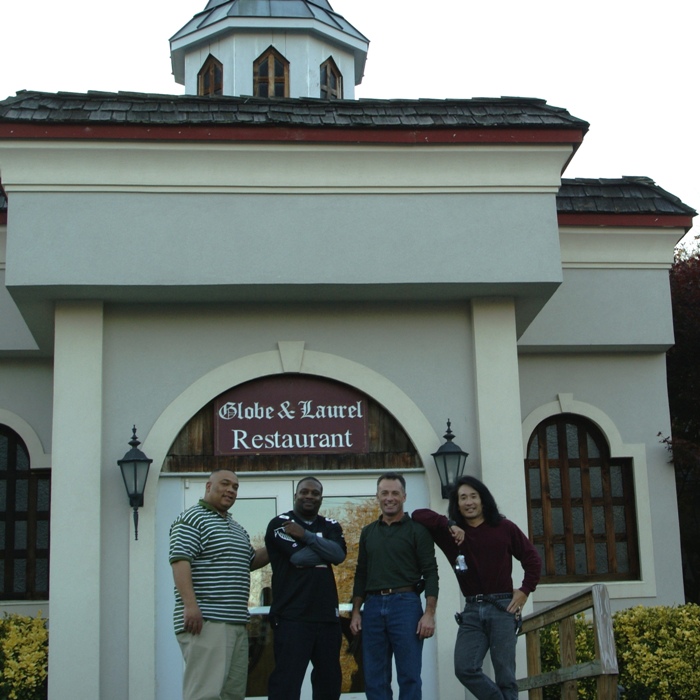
[169,500,255,633]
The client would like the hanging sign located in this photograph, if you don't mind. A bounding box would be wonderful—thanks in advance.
[214,375,369,455]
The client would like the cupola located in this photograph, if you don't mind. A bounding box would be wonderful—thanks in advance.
[170,0,369,99]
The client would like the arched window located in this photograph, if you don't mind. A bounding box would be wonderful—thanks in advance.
[163,375,420,473]
[253,47,289,98]
[198,55,223,96]
[320,57,342,99]
[524,414,639,583]
[0,425,50,600]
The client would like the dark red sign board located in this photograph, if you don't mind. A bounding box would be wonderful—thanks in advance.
[214,376,369,455]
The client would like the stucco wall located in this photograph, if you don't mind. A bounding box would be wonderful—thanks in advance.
[0,272,38,351]
[0,359,53,453]
[0,230,37,351]
[6,191,561,292]
[518,268,674,351]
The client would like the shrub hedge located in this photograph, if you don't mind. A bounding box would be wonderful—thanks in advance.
[539,604,700,699]
[0,605,698,699]
[0,614,48,700]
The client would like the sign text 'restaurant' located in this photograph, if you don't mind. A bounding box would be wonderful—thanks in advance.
[214,376,369,456]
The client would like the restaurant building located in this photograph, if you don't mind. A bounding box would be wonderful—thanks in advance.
[0,0,694,697]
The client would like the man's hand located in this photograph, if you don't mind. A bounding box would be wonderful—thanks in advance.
[284,521,306,540]
[349,610,362,635]
[416,610,435,640]
[349,597,363,635]
[449,524,465,545]
[507,589,528,614]
[183,601,203,635]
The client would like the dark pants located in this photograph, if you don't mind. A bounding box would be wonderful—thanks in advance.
[454,598,518,700]
[267,618,343,700]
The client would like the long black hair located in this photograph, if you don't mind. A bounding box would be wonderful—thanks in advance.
[447,475,504,527]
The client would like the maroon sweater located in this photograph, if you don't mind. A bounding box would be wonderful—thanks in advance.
[412,509,541,597]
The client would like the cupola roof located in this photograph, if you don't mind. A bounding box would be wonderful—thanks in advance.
[170,0,369,87]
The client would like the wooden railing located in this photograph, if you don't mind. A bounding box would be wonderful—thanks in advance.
[516,584,619,699]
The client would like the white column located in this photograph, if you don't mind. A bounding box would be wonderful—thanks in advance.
[471,298,526,514]
[48,301,103,699]
[129,504,157,699]
[471,298,530,698]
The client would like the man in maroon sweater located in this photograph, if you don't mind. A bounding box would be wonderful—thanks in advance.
[413,475,540,700]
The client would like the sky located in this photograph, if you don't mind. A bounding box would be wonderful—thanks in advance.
[1,0,698,247]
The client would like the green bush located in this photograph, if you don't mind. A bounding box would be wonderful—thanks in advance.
[539,613,596,699]
[0,614,48,700]
[538,604,700,699]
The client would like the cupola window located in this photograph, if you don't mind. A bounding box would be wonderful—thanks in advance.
[198,55,223,96]
[320,58,342,99]
[254,47,289,98]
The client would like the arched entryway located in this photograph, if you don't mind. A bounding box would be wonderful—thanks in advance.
[144,345,443,700]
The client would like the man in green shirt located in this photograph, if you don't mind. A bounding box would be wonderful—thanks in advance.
[350,472,438,700]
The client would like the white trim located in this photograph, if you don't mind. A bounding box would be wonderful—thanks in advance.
[0,408,50,468]
[0,601,49,618]
[560,226,682,269]
[0,141,572,193]
[521,393,657,602]
[6,184,562,195]
[128,342,443,699]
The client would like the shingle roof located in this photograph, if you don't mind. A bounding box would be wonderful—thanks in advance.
[558,177,696,217]
[0,90,589,130]
[2,100,689,221]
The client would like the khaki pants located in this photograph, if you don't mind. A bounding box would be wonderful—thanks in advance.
[177,620,249,700]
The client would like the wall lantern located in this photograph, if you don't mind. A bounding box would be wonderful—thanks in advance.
[431,420,469,498]
[118,426,153,540]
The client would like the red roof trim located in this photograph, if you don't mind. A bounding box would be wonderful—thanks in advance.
[558,213,693,230]
[0,123,585,145]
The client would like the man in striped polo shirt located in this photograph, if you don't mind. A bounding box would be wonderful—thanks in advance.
[170,469,268,700]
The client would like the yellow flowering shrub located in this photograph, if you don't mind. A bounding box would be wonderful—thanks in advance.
[0,614,48,700]
[538,604,700,699]
[613,604,700,699]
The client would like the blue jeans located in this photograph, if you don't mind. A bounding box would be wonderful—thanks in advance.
[361,592,424,700]
[454,598,518,700]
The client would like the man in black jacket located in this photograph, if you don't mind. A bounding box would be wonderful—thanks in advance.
[265,476,347,700]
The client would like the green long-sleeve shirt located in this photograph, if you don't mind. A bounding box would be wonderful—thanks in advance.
[352,514,439,600]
